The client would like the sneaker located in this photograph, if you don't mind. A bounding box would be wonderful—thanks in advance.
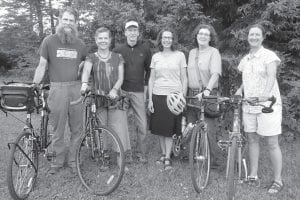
[136,153,148,164]
[247,176,260,187]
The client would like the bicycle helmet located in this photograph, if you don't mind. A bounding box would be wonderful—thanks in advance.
[166,91,186,115]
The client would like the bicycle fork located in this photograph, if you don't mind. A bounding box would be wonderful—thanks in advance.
[225,135,248,183]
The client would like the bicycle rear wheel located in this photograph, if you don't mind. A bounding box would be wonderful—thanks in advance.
[189,124,210,193]
[227,136,237,200]
[76,125,125,195]
[7,130,38,200]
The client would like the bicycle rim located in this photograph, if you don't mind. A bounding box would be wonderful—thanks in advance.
[76,126,125,195]
[227,137,237,200]
[189,125,210,193]
[7,131,38,200]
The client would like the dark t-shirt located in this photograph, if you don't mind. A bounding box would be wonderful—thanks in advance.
[39,34,87,82]
[86,52,124,94]
[113,41,151,92]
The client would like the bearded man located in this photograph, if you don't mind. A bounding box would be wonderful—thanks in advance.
[33,7,87,174]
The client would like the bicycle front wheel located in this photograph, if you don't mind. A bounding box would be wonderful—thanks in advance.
[7,130,38,200]
[189,124,210,193]
[76,126,125,195]
[227,136,237,200]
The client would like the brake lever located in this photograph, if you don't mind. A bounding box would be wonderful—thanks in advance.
[262,96,276,113]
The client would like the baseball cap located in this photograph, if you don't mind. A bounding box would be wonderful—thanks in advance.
[125,21,139,29]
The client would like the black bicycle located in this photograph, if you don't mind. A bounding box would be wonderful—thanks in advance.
[0,82,52,200]
[74,91,126,195]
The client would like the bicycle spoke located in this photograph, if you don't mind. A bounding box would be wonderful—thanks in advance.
[7,131,38,199]
[77,126,125,195]
[190,126,210,193]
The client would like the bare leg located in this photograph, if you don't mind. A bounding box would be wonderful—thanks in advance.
[165,137,173,159]
[266,135,282,184]
[248,132,260,177]
[159,136,166,155]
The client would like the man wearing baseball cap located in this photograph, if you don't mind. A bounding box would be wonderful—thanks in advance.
[114,18,151,164]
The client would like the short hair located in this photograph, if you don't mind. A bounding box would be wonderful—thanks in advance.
[94,27,112,39]
[248,24,266,38]
[156,27,179,51]
[192,23,218,48]
[59,7,78,21]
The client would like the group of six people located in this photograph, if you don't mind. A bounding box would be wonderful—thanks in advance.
[33,7,284,194]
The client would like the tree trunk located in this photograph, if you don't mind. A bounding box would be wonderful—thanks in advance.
[48,0,55,34]
[34,0,44,41]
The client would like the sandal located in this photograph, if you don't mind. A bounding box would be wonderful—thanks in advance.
[267,181,284,194]
[156,154,166,165]
[247,176,260,187]
[164,158,173,170]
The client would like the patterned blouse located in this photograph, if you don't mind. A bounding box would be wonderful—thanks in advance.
[86,52,124,95]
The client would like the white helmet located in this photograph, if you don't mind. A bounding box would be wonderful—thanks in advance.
[166,91,186,115]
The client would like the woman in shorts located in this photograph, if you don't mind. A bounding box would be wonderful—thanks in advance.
[235,24,283,194]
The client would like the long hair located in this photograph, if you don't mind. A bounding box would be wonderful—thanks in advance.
[156,27,179,51]
[192,24,218,48]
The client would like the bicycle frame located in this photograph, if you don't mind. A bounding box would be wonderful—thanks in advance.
[223,96,248,183]
[7,85,53,165]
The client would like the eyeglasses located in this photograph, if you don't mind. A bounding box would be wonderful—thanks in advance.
[162,36,173,40]
[197,33,210,37]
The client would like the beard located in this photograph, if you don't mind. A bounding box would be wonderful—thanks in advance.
[56,24,78,44]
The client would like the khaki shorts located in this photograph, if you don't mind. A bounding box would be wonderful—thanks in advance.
[242,105,282,136]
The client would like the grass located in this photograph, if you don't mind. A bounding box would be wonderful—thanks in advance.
[0,73,299,200]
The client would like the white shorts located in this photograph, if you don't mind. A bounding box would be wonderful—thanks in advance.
[242,105,282,136]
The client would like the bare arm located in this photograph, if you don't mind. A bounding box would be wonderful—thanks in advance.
[206,73,219,92]
[262,61,277,96]
[112,62,124,90]
[108,61,124,98]
[80,61,92,93]
[180,67,188,96]
[33,56,47,84]
[148,69,155,113]
[81,61,92,83]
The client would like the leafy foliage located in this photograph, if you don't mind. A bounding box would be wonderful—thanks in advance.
[0,0,299,133]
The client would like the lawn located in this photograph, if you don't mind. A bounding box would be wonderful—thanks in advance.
[0,71,299,200]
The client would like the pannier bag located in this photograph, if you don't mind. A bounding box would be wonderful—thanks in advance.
[0,82,36,112]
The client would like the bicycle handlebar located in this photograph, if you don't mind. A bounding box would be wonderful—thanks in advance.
[70,90,127,107]
[185,95,276,113]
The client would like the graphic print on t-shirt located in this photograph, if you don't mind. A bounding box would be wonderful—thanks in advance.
[56,48,78,59]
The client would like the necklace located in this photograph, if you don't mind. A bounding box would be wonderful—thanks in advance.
[97,51,111,59]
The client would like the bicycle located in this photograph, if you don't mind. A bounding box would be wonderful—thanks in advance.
[0,82,52,200]
[171,95,217,193]
[216,95,276,200]
[74,91,126,195]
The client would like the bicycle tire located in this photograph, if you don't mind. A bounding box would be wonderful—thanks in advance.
[227,136,237,200]
[76,125,125,195]
[7,130,38,200]
[189,124,210,193]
